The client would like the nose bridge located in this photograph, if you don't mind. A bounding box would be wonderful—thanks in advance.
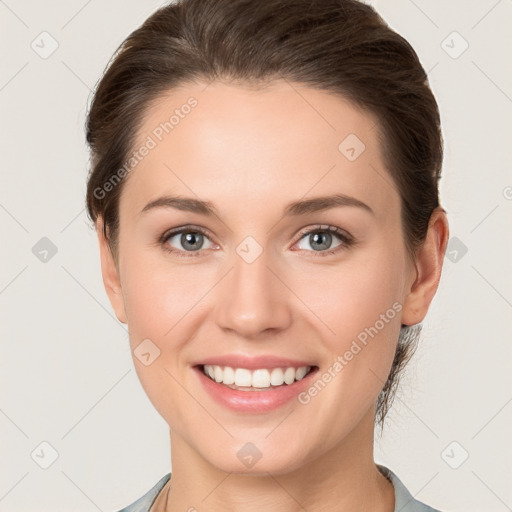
[214,243,292,337]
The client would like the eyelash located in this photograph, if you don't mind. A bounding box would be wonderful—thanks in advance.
[158,224,354,259]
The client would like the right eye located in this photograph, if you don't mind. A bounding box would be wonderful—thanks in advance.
[160,226,217,257]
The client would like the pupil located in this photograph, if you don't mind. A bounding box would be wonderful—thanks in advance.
[311,232,331,251]
[182,232,203,250]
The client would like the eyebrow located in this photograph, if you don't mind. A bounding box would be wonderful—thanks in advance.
[140,193,374,217]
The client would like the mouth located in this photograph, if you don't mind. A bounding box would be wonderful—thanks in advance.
[190,355,320,412]
[195,364,318,391]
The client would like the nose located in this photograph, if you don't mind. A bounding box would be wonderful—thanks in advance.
[214,249,293,338]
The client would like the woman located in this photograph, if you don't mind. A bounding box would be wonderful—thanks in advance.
[85,0,449,510]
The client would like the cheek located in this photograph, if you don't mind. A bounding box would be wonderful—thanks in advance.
[120,249,208,341]
[289,262,403,434]
[292,247,404,398]
[118,248,221,395]
[119,252,205,419]
[295,248,404,345]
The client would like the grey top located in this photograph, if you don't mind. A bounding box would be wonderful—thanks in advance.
[116,465,443,511]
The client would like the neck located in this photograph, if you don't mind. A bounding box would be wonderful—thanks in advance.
[163,409,394,512]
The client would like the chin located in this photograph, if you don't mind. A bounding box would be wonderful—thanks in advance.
[201,438,310,476]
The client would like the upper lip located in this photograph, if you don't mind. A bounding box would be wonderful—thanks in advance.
[192,355,316,370]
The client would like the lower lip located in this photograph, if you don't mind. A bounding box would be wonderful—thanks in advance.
[193,366,318,413]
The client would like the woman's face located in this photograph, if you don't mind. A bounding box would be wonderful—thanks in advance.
[100,80,420,474]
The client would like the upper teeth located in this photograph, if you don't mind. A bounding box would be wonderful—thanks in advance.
[203,365,311,388]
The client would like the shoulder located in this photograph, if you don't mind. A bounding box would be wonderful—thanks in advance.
[377,465,445,512]
[114,473,171,512]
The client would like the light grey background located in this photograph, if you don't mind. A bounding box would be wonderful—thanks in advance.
[1,1,511,511]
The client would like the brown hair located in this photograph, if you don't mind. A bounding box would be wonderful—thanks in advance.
[85,0,443,429]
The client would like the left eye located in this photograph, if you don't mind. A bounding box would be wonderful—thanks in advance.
[294,226,351,253]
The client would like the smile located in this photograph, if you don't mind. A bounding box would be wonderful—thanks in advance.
[201,364,314,391]
[193,362,319,413]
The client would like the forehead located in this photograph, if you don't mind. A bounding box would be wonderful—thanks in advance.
[119,79,399,222]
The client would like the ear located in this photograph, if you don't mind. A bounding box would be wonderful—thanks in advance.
[401,207,449,326]
[96,217,127,324]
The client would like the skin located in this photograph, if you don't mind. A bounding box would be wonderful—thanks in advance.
[96,79,449,512]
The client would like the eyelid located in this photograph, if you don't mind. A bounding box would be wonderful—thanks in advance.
[161,224,213,241]
[294,224,352,244]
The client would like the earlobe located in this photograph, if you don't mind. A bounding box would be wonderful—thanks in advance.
[96,217,128,324]
[401,207,449,326]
